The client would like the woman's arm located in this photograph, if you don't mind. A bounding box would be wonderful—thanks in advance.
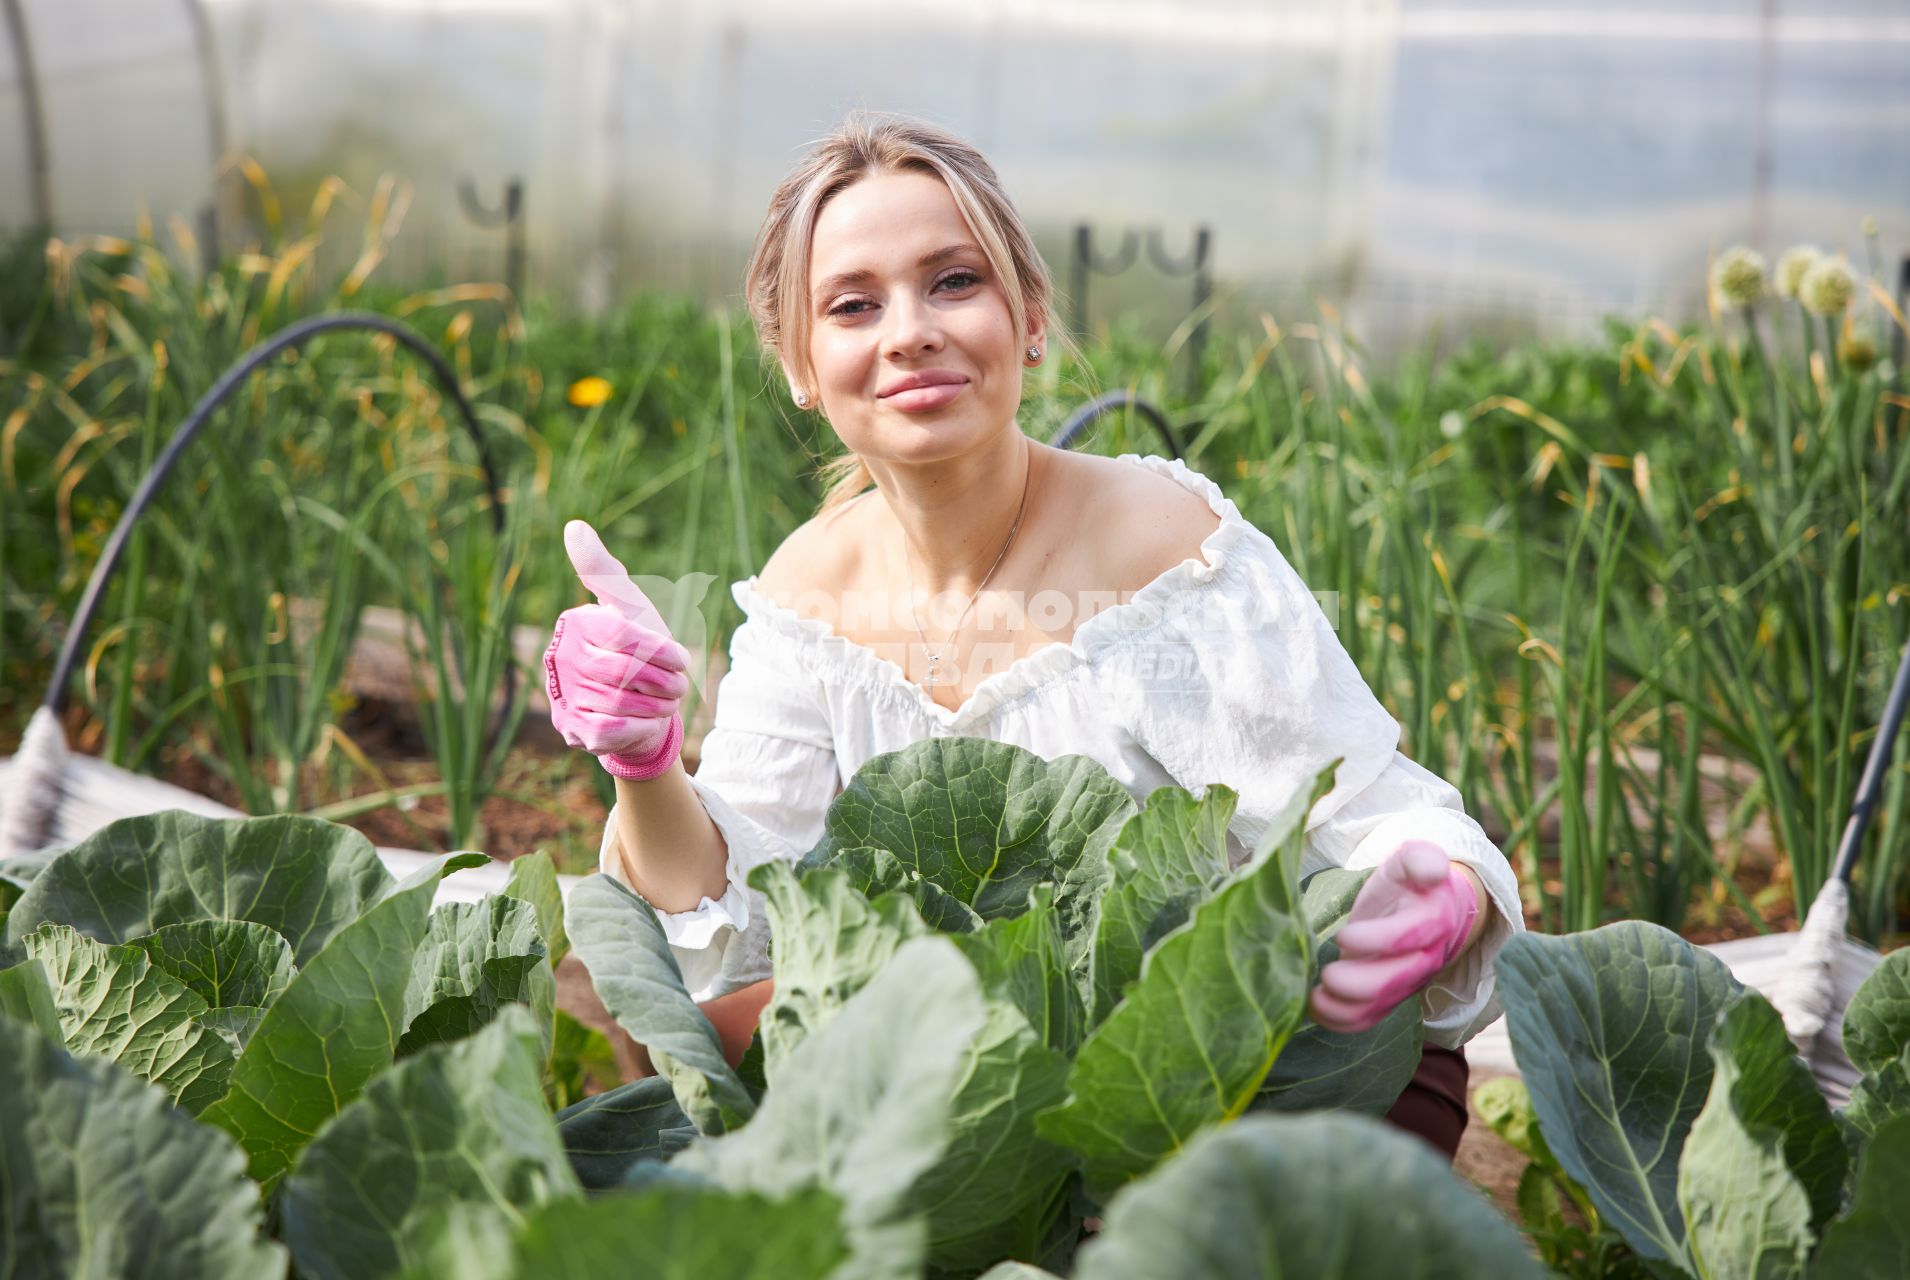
[607,763,732,913]
[593,608,840,1003]
[1450,863,1489,955]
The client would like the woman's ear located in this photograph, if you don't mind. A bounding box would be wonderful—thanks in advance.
[1024,324,1048,364]
[779,360,812,408]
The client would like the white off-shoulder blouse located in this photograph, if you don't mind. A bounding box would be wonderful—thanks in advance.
[598,452,1524,1049]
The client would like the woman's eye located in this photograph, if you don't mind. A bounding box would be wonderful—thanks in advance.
[827,271,982,317]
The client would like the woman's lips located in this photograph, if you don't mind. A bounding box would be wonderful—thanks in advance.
[882,381,968,412]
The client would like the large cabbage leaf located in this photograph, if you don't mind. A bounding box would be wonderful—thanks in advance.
[0,1014,289,1278]
[21,921,237,1113]
[1841,949,1910,1138]
[798,738,1137,974]
[555,1075,696,1190]
[674,935,994,1279]
[1038,792,1315,1201]
[397,894,554,1058]
[198,852,451,1184]
[911,974,1074,1269]
[1086,783,1235,1025]
[751,863,1076,1269]
[1676,994,1845,1280]
[749,862,929,1074]
[1495,920,1742,1264]
[5,810,392,964]
[564,872,754,1134]
[280,1006,579,1280]
[1069,1112,1543,1278]
[427,1184,852,1280]
[1811,1115,1910,1277]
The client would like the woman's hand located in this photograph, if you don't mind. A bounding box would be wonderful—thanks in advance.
[544,520,693,780]
[1307,839,1482,1035]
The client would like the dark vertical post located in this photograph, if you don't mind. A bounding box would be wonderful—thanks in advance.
[1894,255,1909,373]
[1071,224,1090,342]
[197,203,219,278]
[457,175,527,306]
[1749,0,1777,251]
[1070,224,1142,348]
[503,179,524,305]
[2,0,53,228]
[1146,224,1213,401]
[179,0,230,269]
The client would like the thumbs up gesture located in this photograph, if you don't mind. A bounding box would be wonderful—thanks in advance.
[543,521,693,780]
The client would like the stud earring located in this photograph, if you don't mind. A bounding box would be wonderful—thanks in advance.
[1026,346,1042,363]
[793,389,810,407]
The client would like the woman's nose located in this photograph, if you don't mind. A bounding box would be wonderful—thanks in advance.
[882,291,944,359]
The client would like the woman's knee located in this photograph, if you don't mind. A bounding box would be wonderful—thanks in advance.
[1381,1044,1471,1163]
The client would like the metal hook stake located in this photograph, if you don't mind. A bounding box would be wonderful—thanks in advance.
[1070,225,1141,341]
[456,175,525,307]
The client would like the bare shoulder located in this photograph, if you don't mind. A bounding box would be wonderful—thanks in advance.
[752,491,873,614]
[1065,451,1223,588]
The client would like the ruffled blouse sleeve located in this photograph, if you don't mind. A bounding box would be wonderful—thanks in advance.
[597,597,838,1001]
[1109,513,1524,1049]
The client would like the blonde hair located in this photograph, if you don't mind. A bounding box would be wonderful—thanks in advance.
[743,110,1084,514]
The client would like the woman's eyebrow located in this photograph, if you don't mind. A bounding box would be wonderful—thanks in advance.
[812,243,981,300]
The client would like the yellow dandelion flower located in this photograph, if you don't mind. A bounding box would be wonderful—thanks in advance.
[567,376,612,408]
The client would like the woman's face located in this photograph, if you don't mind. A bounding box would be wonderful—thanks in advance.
[799,169,1041,466]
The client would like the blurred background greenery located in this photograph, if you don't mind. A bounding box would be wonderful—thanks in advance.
[2,180,1905,949]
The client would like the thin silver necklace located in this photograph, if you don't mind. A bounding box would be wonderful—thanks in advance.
[902,445,1033,689]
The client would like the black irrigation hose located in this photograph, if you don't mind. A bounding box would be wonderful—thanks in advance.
[1051,389,1182,458]
[1827,636,1910,889]
[43,311,512,721]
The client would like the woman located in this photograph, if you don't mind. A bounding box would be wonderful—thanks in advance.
[542,111,1522,1162]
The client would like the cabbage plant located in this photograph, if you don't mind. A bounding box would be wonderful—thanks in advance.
[0,743,1549,1278]
[27,737,1904,1277]
[1493,921,1910,1278]
[558,738,1541,1277]
[0,811,573,1278]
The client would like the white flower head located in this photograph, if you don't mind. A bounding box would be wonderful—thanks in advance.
[1710,246,1767,309]
[1798,257,1857,318]
[1774,245,1821,299]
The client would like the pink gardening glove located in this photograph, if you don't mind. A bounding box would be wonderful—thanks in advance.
[1308,839,1480,1035]
[543,520,693,780]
